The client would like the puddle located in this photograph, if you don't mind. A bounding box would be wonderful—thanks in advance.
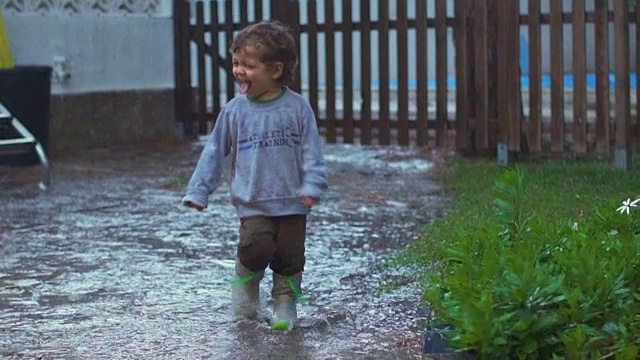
[0,141,444,359]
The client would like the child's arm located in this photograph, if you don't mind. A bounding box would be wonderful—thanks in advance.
[182,110,232,210]
[297,103,328,203]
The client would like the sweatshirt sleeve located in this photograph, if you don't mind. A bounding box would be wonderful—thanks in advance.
[296,103,328,200]
[182,110,232,209]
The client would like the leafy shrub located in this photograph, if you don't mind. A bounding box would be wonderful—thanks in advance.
[424,167,640,359]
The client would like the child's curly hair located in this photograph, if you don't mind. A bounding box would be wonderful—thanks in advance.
[230,21,298,86]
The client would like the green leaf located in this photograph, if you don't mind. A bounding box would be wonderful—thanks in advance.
[583,336,610,352]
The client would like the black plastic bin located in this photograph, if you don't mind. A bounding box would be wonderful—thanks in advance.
[0,65,52,166]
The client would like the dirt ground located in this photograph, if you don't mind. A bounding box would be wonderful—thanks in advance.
[0,139,448,360]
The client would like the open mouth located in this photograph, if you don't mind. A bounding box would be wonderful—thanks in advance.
[239,82,251,95]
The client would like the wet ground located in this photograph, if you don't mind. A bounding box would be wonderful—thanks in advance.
[0,139,447,360]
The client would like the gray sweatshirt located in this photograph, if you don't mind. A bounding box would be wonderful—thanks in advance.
[182,88,328,218]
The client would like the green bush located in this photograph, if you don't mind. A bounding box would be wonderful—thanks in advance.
[424,167,640,359]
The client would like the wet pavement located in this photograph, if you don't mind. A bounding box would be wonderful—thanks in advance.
[0,140,446,359]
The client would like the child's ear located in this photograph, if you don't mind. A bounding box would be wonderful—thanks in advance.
[271,62,284,80]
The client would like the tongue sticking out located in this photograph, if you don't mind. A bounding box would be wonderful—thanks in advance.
[239,82,250,95]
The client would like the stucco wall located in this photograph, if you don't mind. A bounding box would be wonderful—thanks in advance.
[3,0,174,94]
[1,0,178,154]
[5,16,174,95]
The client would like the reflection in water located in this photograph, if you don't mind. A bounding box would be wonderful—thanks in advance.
[228,322,312,360]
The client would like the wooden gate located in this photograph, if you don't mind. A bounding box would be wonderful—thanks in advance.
[175,0,638,169]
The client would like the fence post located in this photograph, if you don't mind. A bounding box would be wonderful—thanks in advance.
[174,0,194,138]
[454,0,469,152]
[173,0,184,138]
[613,0,632,170]
[496,0,520,166]
[497,0,510,165]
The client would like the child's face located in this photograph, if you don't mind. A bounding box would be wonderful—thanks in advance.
[232,45,284,101]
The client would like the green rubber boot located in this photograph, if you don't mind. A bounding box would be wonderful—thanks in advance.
[270,272,301,331]
[231,259,264,320]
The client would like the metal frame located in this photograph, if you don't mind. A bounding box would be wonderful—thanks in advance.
[0,102,51,191]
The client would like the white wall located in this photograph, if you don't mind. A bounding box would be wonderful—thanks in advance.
[3,0,174,95]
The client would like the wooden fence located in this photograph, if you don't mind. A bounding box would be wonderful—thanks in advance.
[174,0,639,168]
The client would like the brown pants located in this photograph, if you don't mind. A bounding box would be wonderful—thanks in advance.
[237,214,306,276]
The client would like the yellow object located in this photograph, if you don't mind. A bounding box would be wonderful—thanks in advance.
[0,8,15,69]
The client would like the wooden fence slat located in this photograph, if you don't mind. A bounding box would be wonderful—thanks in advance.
[224,0,235,103]
[325,0,337,143]
[179,0,193,135]
[255,0,262,22]
[308,0,319,118]
[270,0,283,23]
[496,0,520,152]
[397,0,409,146]
[417,0,429,147]
[209,1,221,118]
[173,0,185,132]
[497,0,509,148]
[452,0,473,150]
[614,0,631,167]
[342,0,354,143]
[240,0,248,28]
[550,0,564,152]
[378,0,391,145]
[572,0,587,153]
[507,0,521,152]
[528,0,542,152]
[195,2,207,135]
[435,0,447,147]
[595,0,610,155]
[636,1,640,141]
[474,0,489,150]
[360,0,372,145]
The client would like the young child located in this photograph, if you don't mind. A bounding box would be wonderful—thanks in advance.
[182,21,328,331]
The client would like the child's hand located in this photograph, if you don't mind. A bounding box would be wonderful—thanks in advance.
[184,201,205,211]
[299,196,318,208]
